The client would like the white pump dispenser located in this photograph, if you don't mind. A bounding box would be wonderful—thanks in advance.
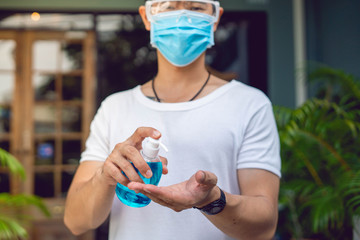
[141,137,168,161]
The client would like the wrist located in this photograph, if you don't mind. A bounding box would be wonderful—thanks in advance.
[193,187,227,215]
[195,186,221,208]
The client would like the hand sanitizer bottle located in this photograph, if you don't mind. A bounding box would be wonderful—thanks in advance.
[115,137,168,208]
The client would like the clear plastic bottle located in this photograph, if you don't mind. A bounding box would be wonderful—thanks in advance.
[115,137,167,208]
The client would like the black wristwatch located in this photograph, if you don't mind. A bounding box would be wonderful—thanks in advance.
[193,188,226,215]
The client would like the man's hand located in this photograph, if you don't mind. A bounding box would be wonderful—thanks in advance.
[127,170,220,212]
[100,127,168,187]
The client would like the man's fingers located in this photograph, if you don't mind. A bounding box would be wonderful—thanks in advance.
[128,183,191,212]
[121,144,152,179]
[103,160,129,186]
[117,160,144,183]
[128,183,164,197]
[195,170,217,187]
[102,127,163,186]
[111,143,144,182]
[126,127,161,148]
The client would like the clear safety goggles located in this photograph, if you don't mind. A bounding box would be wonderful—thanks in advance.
[145,0,220,24]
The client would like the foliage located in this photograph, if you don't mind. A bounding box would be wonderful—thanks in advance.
[0,148,25,180]
[0,148,50,239]
[275,64,360,239]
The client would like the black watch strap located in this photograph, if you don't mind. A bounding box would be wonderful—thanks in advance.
[193,188,226,215]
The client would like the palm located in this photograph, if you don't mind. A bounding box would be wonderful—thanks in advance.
[128,170,217,212]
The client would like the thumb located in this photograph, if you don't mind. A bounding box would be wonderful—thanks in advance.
[195,170,217,187]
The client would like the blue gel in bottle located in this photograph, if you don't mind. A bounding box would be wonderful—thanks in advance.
[115,162,162,207]
[115,137,167,208]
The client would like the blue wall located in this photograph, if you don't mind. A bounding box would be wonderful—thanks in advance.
[267,0,295,107]
[268,0,360,107]
[306,0,360,77]
[222,0,296,107]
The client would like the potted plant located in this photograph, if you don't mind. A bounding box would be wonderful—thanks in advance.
[274,64,360,240]
[0,148,50,239]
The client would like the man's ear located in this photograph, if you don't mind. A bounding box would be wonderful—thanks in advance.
[213,7,224,31]
[139,6,151,31]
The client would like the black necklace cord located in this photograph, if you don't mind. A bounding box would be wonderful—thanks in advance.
[152,71,211,102]
[188,71,211,101]
[152,77,162,102]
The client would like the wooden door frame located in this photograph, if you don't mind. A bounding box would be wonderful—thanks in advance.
[0,29,96,239]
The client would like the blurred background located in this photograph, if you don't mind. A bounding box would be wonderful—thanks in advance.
[0,0,359,239]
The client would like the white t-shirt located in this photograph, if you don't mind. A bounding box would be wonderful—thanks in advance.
[80,80,281,240]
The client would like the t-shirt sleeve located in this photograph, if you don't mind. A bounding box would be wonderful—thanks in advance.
[80,102,110,163]
[237,102,281,177]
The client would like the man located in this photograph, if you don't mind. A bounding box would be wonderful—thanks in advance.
[64,1,281,239]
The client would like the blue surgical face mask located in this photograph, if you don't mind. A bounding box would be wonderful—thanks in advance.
[150,10,215,67]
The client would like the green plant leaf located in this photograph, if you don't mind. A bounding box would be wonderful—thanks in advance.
[0,193,51,218]
[0,148,25,179]
[308,63,360,101]
[307,188,345,232]
[0,215,27,240]
[276,64,360,239]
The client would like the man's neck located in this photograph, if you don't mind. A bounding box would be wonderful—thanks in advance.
[155,52,209,87]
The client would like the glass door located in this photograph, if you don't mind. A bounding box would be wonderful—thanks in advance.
[29,31,95,240]
[0,30,95,240]
[32,32,88,199]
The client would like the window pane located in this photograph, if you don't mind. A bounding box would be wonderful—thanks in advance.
[0,141,9,151]
[62,140,81,165]
[34,172,54,198]
[0,73,14,103]
[33,41,59,71]
[62,106,81,132]
[0,40,15,71]
[97,15,123,32]
[0,142,11,193]
[34,105,57,133]
[0,173,10,193]
[62,42,83,71]
[61,170,76,197]
[0,105,11,134]
[35,140,55,165]
[33,74,56,101]
[0,73,13,134]
[62,76,82,100]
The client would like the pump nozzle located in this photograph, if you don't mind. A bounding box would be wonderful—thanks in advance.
[142,137,168,160]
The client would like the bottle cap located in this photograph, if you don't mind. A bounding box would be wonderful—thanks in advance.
[142,137,168,159]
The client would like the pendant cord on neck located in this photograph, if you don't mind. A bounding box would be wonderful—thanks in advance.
[189,71,211,101]
[152,76,162,102]
[152,71,211,102]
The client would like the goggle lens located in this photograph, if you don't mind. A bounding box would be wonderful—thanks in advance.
[146,1,219,18]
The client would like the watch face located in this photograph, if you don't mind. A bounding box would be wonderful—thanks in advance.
[199,189,226,215]
[209,206,222,214]
[193,188,226,215]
